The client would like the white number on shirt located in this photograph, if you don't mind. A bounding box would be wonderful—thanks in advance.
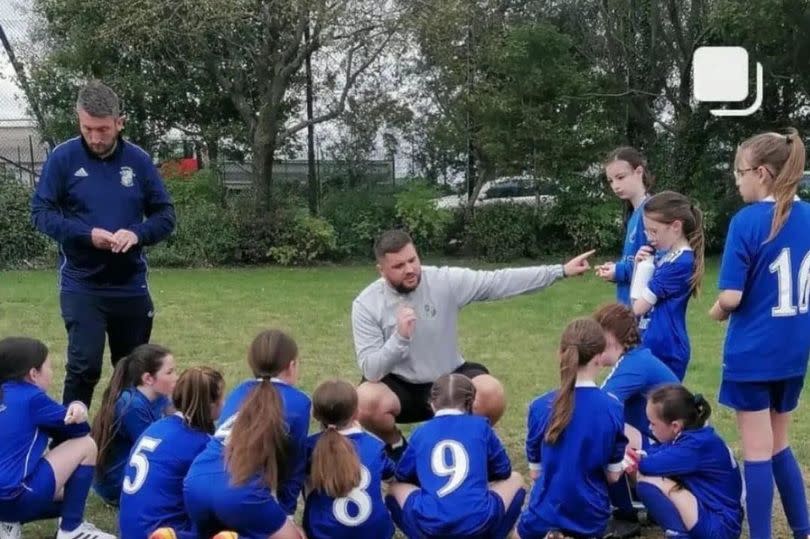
[431,440,469,497]
[332,465,372,526]
[214,415,236,441]
[122,436,161,495]
[769,248,810,317]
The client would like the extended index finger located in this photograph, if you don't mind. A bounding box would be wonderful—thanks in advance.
[576,249,596,261]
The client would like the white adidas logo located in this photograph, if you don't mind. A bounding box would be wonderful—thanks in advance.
[74,167,89,177]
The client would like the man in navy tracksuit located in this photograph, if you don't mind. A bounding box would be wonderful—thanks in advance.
[31,81,175,408]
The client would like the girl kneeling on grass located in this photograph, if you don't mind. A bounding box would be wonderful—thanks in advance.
[0,337,114,539]
[183,330,306,539]
[386,373,525,539]
[516,318,627,539]
[119,366,225,539]
[91,343,178,505]
[624,384,743,539]
[304,379,396,539]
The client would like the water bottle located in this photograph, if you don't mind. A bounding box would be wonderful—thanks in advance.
[630,256,656,301]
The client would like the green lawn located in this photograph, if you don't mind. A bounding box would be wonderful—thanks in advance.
[1,260,805,538]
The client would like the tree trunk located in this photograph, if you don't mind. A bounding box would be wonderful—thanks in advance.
[253,122,277,210]
[305,23,319,216]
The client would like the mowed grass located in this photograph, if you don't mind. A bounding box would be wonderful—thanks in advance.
[1,259,807,538]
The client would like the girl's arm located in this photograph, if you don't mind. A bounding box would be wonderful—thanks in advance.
[525,401,546,480]
[30,391,90,439]
[394,441,419,485]
[486,426,512,481]
[638,441,701,477]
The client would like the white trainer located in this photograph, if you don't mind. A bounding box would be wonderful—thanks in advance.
[0,522,20,539]
[55,521,116,539]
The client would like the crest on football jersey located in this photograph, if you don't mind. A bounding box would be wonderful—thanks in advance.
[120,166,135,187]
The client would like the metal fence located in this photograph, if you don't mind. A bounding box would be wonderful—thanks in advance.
[0,118,47,187]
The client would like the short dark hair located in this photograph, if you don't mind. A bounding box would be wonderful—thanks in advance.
[76,80,120,118]
[373,229,413,260]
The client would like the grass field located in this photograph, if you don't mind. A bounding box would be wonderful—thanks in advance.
[1,259,806,538]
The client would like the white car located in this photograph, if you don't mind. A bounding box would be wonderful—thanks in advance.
[434,176,556,210]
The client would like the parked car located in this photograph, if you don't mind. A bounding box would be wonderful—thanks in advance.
[434,176,557,209]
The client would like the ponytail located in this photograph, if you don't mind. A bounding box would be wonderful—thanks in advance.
[768,129,806,241]
[92,344,171,475]
[173,367,224,434]
[545,344,578,444]
[310,427,361,498]
[687,202,705,296]
[226,379,288,488]
[309,378,362,497]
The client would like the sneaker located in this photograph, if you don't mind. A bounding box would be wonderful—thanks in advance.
[602,517,641,538]
[55,522,116,539]
[0,522,20,539]
[212,533,239,539]
[149,528,178,539]
[384,433,408,461]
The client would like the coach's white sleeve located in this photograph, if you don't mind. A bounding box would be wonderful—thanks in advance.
[352,300,410,382]
[446,265,565,307]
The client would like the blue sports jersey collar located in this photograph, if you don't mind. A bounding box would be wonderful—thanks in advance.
[434,408,465,416]
[79,134,125,161]
[762,195,801,202]
[338,426,363,435]
[575,380,598,387]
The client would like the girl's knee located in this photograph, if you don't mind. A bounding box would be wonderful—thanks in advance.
[80,435,98,462]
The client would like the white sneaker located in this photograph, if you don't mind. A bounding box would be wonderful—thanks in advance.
[55,521,116,539]
[0,522,20,539]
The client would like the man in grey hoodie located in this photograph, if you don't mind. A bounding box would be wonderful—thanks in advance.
[351,229,595,458]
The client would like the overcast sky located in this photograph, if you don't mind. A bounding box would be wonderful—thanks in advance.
[0,0,32,120]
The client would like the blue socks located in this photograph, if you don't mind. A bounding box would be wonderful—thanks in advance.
[636,482,689,537]
[773,447,810,539]
[608,475,637,520]
[60,464,93,531]
[745,459,774,539]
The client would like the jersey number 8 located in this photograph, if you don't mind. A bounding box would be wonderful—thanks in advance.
[333,465,372,526]
[122,436,161,495]
[431,440,470,497]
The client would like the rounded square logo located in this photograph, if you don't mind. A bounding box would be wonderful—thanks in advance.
[693,46,749,102]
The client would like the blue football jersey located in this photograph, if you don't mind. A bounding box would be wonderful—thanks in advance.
[615,200,649,305]
[303,428,395,539]
[118,414,210,539]
[601,346,678,443]
[215,378,311,514]
[93,388,169,503]
[639,426,743,537]
[638,248,694,380]
[719,199,810,381]
[394,410,512,537]
[520,383,627,538]
[0,381,90,499]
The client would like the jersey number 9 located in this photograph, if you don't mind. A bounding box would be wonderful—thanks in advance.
[431,440,470,497]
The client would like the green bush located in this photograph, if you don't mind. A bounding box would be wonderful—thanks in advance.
[164,169,224,207]
[0,175,50,268]
[548,174,623,254]
[321,189,397,259]
[148,201,238,267]
[268,210,337,265]
[465,203,540,262]
[394,182,451,253]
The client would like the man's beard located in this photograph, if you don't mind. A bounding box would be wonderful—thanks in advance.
[393,274,421,294]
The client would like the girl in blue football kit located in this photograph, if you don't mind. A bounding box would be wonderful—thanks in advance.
[709,129,810,539]
[593,302,678,523]
[633,191,705,380]
[304,379,395,539]
[183,330,306,539]
[0,337,115,539]
[91,343,178,505]
[386,373,525,539]
[624,384,743,539]
[596,147,655,305]
[118,367,225,539]
[517,318,627,539]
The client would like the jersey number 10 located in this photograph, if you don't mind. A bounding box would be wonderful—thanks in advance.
[769,248,810,317]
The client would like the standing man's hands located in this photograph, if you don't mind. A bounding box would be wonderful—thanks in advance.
[563,250,596,277]
[91,227,115,250]
[396,304,417,339]
[111,229,139,253]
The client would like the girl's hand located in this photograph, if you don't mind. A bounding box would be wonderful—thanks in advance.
[634,245,654,264]
[64,401,88,424]
[621,447,645,474]
[709,300,730,321]
[595,262,616,281]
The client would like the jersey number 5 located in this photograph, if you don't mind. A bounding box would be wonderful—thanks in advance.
[122,436,161,495]
[769,248,810,317]
[333,465,372,526]
[431,440,470,497]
